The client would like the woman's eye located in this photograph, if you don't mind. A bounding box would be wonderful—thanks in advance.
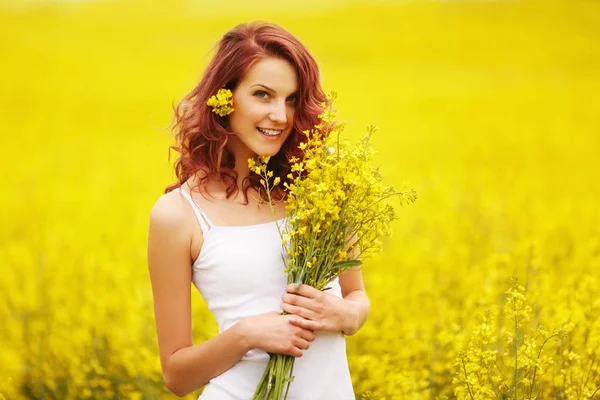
[287,95,298,104]
[254,90,269,99]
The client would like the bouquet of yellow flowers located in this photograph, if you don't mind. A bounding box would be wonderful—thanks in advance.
[249,93,417,399]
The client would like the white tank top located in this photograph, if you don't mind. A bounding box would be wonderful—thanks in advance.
[176,188,355,400]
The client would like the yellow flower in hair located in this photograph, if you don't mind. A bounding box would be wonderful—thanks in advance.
[207,88,234,116]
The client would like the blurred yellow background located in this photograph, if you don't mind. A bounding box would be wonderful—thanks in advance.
[1,0,599,399]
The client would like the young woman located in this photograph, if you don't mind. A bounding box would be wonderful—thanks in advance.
[147,22,370,399]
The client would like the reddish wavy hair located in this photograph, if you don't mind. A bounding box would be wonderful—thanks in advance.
[165,21,327,203]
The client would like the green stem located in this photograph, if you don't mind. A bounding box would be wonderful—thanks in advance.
[528,333,561,399]
[253,353,296,400]
[462,358,475,400]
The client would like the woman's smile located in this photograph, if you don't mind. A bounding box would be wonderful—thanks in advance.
[257,127,284,139]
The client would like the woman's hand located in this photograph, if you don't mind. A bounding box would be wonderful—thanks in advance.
[241,312,316,358]
[281,284,358,334]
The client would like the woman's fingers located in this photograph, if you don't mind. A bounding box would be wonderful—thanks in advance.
[289,315,322,332]
[282,293,312,309]
[286,283,321,299]
[299,327,316,342]
[293,336,310,350]
[282,302,317,321]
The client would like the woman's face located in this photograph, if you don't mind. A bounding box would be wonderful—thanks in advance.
[227,56,298,160]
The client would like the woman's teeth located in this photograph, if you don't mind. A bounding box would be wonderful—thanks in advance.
[257,127,282,136]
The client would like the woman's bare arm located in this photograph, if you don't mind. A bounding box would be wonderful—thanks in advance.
[147,193,252,397]
[338,266,370,336]
[338,237,370,336]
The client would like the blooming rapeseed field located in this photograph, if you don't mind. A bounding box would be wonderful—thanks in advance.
[1,0,599,399]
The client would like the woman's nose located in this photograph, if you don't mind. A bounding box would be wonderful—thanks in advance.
[269,101,287,123]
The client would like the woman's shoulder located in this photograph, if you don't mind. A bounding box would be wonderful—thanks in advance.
[149,189,194,233]
[149,188,205,264]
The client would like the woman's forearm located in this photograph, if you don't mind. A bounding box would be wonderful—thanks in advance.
[342,290,370,336]
[164,321,251,397]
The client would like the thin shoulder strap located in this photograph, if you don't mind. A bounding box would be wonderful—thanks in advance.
[176,187,215,233]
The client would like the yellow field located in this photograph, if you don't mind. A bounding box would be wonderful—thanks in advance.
[1,0,599,398]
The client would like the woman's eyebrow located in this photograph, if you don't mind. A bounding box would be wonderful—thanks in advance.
[251,83,275,92]
[251,83,298,96]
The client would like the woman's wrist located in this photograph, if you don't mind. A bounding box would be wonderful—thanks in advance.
[233,318,255,352]
[341,291,370,336]
[341,299,359,336]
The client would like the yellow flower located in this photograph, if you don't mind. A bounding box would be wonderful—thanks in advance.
[291,163,304,173]
[207,88,234,117]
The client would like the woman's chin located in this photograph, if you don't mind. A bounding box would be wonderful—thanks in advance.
[254,147,281,158]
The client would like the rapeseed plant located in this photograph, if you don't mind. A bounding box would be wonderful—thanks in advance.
[453,278,577,400]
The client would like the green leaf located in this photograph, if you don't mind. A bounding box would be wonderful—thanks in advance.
[333,259,362,269]
[294,269,305,289]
